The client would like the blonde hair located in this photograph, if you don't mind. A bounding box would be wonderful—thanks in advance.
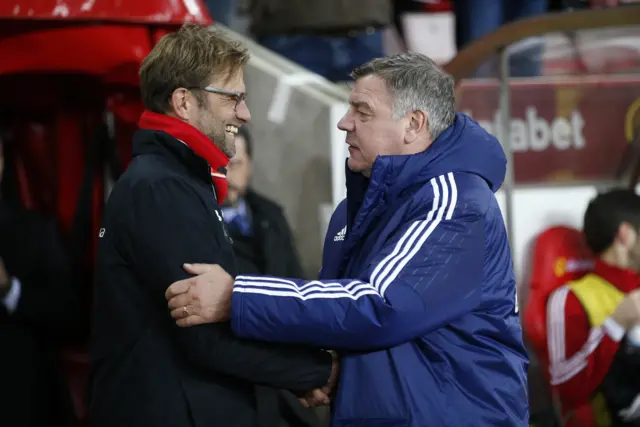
[139,23,249,113]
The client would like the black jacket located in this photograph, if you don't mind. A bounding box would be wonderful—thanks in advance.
[229,190,304,279]
[0,203,83,427]
[89,129,332,427]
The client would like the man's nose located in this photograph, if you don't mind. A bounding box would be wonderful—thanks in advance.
[236,101,251,123]
[337,115,353,132]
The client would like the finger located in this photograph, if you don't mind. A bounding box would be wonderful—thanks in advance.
[306,397,327,407]
[165,280,190,300]
[183,263,214,275]
[311,388,329,405]
[170,305,195,320]
[302,398,319,408]
[298,398,310,408]
[176,315,206,327]
[167,293,193,310]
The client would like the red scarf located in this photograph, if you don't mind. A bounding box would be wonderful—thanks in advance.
[138,110,228,204]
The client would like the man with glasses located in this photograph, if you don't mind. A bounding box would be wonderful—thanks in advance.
[89,23,337,427]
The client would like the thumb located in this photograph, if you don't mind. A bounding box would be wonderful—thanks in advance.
[183,263,214,275]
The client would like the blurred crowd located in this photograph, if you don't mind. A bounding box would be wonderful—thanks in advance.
[203,0,634,80]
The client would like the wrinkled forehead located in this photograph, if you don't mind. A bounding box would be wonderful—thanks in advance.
[349,75,393,112]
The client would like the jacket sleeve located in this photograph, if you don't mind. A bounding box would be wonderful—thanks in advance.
[231,176,487,351]
[546,286,623,409]
[128,177,332,392]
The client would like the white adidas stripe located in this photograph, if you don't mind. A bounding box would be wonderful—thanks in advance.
[234,173,458,300]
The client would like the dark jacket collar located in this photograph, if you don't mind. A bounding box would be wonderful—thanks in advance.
[132,129,212,184]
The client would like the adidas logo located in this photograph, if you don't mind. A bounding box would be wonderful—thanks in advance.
[334,226,347,242]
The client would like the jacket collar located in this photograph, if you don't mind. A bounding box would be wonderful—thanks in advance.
[344,120,462,230]
[344,139,439,240]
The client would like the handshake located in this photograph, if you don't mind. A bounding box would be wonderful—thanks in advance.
[164,263,341,410]
[297,351,340,409]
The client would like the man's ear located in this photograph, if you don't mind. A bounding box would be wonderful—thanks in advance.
[618,222,637,249]
[404,110,428,145]
[170,88,193,121]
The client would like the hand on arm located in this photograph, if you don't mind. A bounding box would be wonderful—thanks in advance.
[132,178,334,392]
[167,209,486,351]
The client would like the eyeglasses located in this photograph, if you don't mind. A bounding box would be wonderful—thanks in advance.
[191,87,246,111]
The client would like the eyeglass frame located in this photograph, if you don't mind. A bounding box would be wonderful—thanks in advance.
[189,86,246,111]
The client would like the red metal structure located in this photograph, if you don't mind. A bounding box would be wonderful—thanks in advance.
[0,0,211,233]
[0,1,212,424]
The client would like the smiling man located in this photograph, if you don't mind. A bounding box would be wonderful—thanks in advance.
[166,52,530,426]
[89,23,337,427]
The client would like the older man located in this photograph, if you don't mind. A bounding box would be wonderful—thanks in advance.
[222,126,304,278]
[167,52,529,426]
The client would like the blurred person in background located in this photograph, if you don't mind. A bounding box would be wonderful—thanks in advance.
[223,126,318,426]
[453,0,548,77]
[222,126,304,278]
[0,140,84,427]
[89,23,336,427]
[546,189,640,427]
[250,0,392,82]
[167,52,529,427]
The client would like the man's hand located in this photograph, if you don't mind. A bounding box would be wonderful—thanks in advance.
[297,388,330,408]
[166,263,234,326]
[611,289,640,330]
[297,351,340,408]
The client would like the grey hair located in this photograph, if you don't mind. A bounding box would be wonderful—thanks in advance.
[351,52,456,140]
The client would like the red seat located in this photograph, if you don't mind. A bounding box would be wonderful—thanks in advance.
[523,225,596,426]
[524,226,595,357]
